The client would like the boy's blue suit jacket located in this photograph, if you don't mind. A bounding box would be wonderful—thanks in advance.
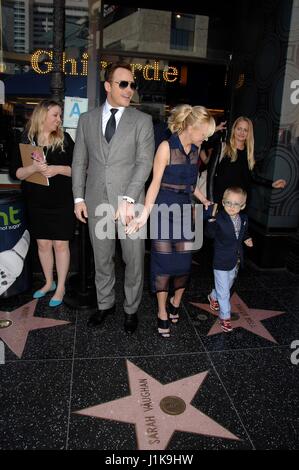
[205,210,250,270]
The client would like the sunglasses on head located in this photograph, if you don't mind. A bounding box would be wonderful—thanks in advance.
[111,80,137,91]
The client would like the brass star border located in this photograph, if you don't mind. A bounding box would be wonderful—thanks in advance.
[75,360,239,450]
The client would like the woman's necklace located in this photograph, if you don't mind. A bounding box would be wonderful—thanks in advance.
[38,135,50,161]
[43,146,50,162]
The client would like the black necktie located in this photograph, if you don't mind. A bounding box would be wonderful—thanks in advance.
[105,108,118,143]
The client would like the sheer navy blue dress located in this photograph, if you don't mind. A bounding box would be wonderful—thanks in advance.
[150,133,199,293]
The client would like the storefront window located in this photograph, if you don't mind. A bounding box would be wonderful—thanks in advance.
[0,0,232,180]
[170,13,195,52]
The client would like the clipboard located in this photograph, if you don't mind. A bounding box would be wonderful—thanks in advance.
[19,143,49,186]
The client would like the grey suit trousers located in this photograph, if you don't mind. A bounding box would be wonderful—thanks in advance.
[88,202,145,314]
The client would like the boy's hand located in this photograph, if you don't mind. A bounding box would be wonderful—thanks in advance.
[202,198,213,210]
[244,238,253,247]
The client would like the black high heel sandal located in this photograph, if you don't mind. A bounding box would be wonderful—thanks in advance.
[157,318,170,338]
[169,297,180,324]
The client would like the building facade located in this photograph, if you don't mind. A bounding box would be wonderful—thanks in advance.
[0,0,298,268]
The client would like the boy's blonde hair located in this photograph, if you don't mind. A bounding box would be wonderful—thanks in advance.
[224,116,255,170]
[223,187,247,208]
[27,99,64,151]
[168,104,215,139]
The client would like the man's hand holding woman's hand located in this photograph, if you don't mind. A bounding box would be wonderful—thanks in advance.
[125,210,149,235]
[115,200,135,226]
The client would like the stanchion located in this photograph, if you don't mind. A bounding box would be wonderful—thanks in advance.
[64,221,97,310]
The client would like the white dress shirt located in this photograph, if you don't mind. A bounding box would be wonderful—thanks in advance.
[102,100,124,135]
[74,101,134,204]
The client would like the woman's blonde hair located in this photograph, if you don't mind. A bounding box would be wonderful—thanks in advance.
[225,116,255,170]
[27,99,64,150]
[168,104,215,139]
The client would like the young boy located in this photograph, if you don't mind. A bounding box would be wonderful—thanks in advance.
[205,187,253,332]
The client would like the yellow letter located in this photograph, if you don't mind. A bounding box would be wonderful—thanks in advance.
[163,66,178,83]
[81,52,88,76]
[31,50,53,74]
[62,53,78,75]
[143,63,155,81]
[130,63,143,79]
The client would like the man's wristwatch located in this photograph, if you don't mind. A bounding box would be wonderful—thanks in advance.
[123,196,134,204]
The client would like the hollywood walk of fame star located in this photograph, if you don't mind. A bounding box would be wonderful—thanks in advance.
[0,299,70,358]
[75,360,239,450]
[190,292,285,343]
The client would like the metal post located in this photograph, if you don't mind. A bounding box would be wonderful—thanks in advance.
[64,222,97,311]
[50,0,65,102]
[87,0,101,110]
[64,1,100,311]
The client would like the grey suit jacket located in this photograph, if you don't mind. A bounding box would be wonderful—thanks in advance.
[72,105,154,214]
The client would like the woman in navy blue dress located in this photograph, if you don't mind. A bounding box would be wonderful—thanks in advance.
[126,105,215,337]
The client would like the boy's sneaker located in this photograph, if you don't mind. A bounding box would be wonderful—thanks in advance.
[220,319,233,332]
[208,294,220,311]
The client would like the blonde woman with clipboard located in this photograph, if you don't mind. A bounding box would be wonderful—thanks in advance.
[10,99,75,307]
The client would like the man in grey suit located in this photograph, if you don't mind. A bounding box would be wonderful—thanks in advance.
[72,62,154,333]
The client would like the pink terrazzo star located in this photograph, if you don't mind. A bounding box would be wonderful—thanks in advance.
[0,299,70,358]
[190,292,285,343]
[75,360,239,450]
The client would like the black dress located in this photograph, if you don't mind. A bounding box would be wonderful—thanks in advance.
[10,132,75,240]
[213,148,272,205]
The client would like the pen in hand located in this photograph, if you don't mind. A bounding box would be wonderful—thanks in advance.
[31,151,44,162]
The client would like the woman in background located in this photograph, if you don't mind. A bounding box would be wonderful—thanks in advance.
[211,116,286,205]
[10,99,75,307]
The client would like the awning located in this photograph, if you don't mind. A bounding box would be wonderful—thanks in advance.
[2,71,87,98]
